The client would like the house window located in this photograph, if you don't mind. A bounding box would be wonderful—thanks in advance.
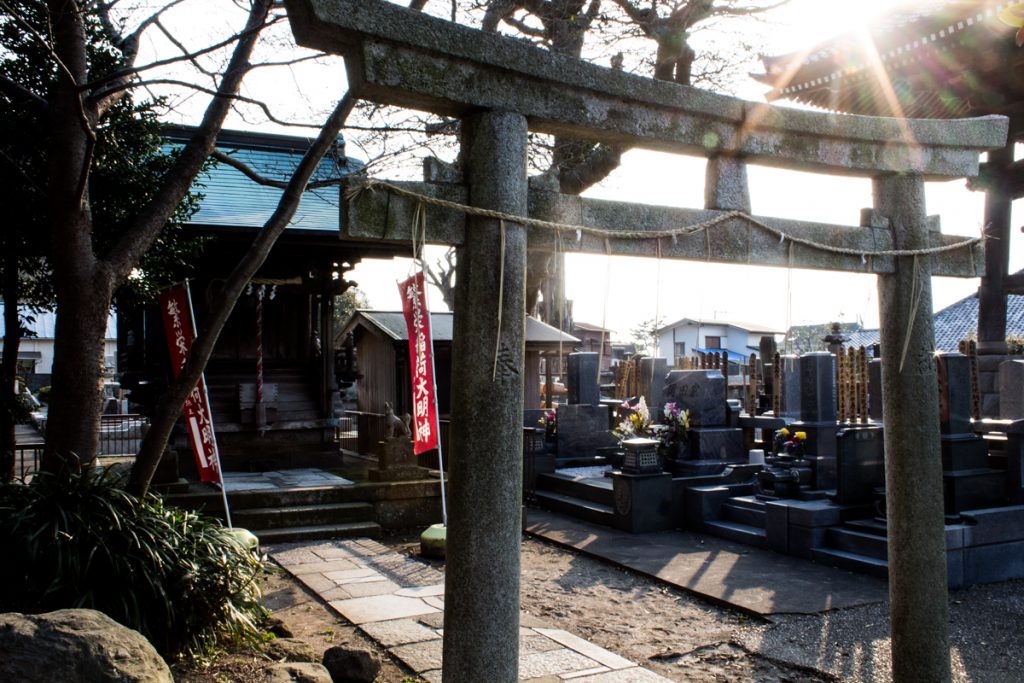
[674,342,686,357]
[705,336,721,349]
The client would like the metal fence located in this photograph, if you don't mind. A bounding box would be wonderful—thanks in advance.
[98,414,146,457]
[14,444,43,480]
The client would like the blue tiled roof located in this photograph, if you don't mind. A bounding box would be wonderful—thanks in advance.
[165,126,363,232]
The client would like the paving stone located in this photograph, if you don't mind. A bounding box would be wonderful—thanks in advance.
[270,548,324,567]
[416,613,445,629]
[567,667,674,682]
[389,638,444,672]
[324,567,383,584]
[519,648,601,679]
[394,584,445,598]
[296,573,336,593]
[423,596,444,610]
[329,595,440,625]
[521,633,564,654]
[520,613,549,628]
[535,628,635,670]
[310,545,359,561]
[359,619,441,648]
[339,579,401,598]
[319,586,353,601]
[291,560,370,576]
[561,666,612,680]
[421,669,443,683]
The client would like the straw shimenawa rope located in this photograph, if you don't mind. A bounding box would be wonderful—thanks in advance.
[345,178,985,260]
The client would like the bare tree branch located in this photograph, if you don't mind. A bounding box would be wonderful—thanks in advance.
[103,0,273,278]
[210,149,346,190]
[0,74,49,114]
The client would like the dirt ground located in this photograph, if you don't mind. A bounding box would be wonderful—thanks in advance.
[175,531,828,682]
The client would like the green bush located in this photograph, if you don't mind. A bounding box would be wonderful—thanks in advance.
[36,385,51,404]
[0,468,267,656]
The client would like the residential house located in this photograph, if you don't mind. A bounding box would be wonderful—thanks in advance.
[1,305,117,391]
[656,317,783,365]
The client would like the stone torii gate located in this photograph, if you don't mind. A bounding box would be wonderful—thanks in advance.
[283,1,1007,681]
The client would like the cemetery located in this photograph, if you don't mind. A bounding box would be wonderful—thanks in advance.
[527,345,1024,589]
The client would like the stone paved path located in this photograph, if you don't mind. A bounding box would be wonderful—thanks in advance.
[223,468,353,492]
[269,539,673,682]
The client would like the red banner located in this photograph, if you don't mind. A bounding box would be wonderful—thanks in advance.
[159,286,222,484]
[398,273,440,455]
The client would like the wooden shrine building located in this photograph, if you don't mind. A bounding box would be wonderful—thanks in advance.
[117,126,403,471]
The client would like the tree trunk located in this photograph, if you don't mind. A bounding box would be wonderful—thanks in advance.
[1,247,21,481]
[127,93,355,497]
[41,0,104,472]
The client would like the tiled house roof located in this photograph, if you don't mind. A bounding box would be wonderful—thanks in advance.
[838,293,1024,352]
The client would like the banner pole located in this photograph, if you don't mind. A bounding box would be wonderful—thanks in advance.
[422,281,448,527]
[183,280,233,529]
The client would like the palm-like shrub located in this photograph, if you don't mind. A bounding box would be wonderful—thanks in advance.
[0,468,267,655]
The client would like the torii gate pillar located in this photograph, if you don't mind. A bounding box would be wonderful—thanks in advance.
[874,173,951,682]
[444,110,528,682]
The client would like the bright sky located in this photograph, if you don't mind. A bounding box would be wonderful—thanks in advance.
[140,0,1020,342]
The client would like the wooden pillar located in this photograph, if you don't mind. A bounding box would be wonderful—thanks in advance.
[443,110,528,683]
[320,290,336,416]
[977,142,1014,353]
[874,173,951,682]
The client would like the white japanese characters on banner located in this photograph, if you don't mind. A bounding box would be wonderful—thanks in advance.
[159,286,222,484]
[398,273,440,455]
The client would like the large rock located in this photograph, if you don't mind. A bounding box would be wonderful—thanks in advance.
[264,662,333,682]
[0,609,172,682]
[322,645,381,683]
[265,636,318,663]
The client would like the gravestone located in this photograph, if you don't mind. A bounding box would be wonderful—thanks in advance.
[800,352,837,423]
[664,370,726,426]
[789,352,838,488]
[638,357,668,417]
[556,404,617,459]
[999,360,1024,420]
[868,358,883,422]
[936,352,972,435]
[834,426,886,505]
[778,355,801,419]
[663,369,742,473]
[567,352,600,406]
[935,352,1003,513]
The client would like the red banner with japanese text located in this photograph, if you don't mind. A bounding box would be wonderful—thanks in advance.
[398,273,440,455]
[159,286,222,484]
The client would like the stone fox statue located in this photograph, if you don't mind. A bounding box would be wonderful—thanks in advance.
[384,401,412,439]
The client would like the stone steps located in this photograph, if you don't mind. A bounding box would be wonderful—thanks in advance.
[534,491,615,527]
[233,502,375,530]
[253,521,382,543]
[811,547,889,578]
[702,519,766,547]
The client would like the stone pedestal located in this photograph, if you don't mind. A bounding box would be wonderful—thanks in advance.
[686,427,743,462]
[556,404,617,459]
[612,471,673,533]
[370,438,428,481]
[567,352,600,406]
